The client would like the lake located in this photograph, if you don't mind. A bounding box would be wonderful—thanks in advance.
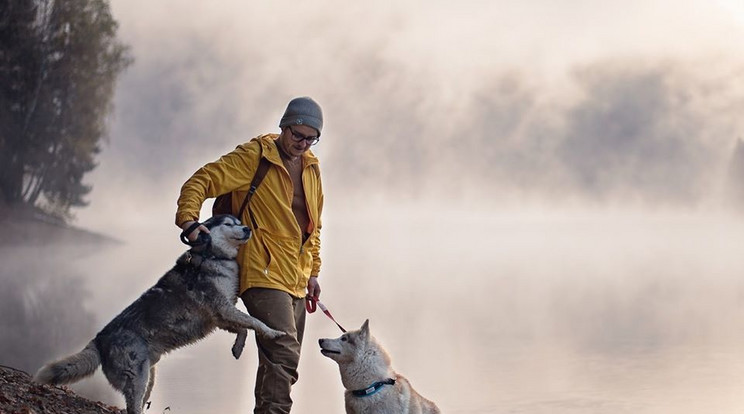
[68,207,744,413]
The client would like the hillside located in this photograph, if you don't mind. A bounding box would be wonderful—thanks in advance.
[0,365,120,414]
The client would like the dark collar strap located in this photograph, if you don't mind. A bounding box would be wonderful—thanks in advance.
[178,251,232,268]
[350,378,396,398]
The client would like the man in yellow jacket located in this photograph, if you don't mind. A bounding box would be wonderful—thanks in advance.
[176,97,324,414]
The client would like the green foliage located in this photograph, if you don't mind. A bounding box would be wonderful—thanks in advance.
[0,0,131,220]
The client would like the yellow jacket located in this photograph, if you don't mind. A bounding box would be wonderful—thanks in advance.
[176,134,323,298]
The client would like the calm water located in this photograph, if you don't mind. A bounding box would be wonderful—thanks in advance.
[68,208,744,413]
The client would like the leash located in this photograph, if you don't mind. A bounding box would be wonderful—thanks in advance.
[180,221,211,247]
[305,296,346,332]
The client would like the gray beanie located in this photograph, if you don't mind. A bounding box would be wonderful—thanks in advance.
[279,96,323,136]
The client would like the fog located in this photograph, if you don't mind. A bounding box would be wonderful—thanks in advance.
[3,0,744,413]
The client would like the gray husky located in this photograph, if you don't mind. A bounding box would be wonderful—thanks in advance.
[319,320,441,414]
[34,214,283,414]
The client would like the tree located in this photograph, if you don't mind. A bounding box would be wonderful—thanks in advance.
[0,0,131,219]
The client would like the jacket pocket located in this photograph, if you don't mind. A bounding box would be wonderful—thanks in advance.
[243,229,273,277]
[256,228,303,288]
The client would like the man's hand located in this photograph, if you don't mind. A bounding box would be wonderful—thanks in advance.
[307,276,321,299]
[180,220,210,242]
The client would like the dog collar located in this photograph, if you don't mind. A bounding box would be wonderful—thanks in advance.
[179,251,233,267]
[350,378,396,398]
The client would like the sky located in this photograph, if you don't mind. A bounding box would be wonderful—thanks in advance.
[75,0,744,236]
[6,1,744,413]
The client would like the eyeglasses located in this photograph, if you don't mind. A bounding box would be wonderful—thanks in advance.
[288,127,320,146]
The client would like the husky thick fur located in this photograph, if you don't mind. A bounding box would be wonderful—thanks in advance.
[34,215,283,414]
[319,320,441,414]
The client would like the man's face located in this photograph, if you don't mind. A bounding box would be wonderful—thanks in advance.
[278,125,319,159]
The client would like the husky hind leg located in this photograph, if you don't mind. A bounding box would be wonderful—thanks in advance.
[121,358,151,414]
[100,335,152,414]
[143,365,156,408]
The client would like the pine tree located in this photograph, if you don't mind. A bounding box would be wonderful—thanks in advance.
[0,0,40,205]
[0,0,131,219]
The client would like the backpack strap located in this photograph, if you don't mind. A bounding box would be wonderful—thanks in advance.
[237,156,271,227]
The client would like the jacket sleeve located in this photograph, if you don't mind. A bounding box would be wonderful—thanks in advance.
[310,168,324,276]
[175,142,259,227]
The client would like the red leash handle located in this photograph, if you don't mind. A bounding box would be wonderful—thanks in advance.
[305,296,346,332]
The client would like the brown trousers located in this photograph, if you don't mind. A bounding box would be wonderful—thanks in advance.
[241,288,306,414]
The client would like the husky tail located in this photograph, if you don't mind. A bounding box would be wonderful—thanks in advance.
[34,341,101,385]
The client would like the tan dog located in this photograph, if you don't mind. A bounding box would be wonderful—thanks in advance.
[319,320,441,414]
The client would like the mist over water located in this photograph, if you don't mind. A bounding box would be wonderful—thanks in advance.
[4,0,744,413]
[52,207,744,414]
[316,208,744,414]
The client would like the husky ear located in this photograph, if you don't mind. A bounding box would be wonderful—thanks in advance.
[360,319,370,339]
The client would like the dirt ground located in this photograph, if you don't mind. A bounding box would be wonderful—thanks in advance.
[0,365,121,414]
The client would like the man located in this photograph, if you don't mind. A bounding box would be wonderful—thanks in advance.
[175,97,324,414]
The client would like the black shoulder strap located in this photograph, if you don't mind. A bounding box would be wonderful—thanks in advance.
[236,156,271,223]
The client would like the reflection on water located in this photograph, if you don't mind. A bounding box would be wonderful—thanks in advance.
[70,208,744,413]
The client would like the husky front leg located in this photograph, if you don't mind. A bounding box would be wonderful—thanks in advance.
[223,328,248,359]
[217,304,284,339]
[222,324,248,358]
